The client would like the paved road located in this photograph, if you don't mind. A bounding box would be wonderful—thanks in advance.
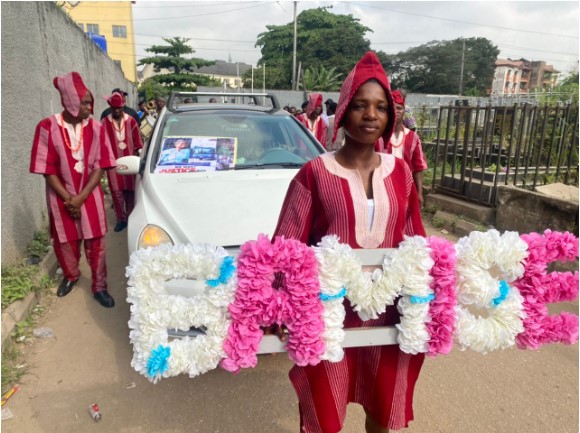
[2,208,578,433]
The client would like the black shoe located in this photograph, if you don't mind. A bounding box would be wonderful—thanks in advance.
[114,221,128,232]
[57,278,78,297]
[93,291,115,308]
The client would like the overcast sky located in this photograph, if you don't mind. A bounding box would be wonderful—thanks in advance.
[132,1,579,76]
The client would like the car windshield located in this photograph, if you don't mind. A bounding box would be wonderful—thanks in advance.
[152,111,323,173]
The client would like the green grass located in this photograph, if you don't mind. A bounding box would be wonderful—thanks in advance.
[1,265,37,309]
[1,344,26,394]
[26,230,50,259]
[2,227,53,309]
[1,303,47,394]
[1,226,55,393]
[431,216,446,229]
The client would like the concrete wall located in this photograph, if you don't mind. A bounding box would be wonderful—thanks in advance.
[496,186,579,235]
[1,2,136,265]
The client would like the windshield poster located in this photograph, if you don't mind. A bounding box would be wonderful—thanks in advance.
[155,136,237,173]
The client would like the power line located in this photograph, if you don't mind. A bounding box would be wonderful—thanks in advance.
[89,1,277,21]
[496,43,577,57]
[134,1,254,8]
[67,1,253,8]
[108,47,260,59]
[346,1,579,39]
[134,34,256,44]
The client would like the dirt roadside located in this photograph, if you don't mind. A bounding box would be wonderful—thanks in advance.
[1,209,578,433]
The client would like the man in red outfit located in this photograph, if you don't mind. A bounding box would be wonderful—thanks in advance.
[298,93,328,148]
[101,91,143,232]
[381,90,428,207]
[30,72,117,308]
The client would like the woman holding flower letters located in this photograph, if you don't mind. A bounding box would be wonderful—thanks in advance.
[273,52,426,433]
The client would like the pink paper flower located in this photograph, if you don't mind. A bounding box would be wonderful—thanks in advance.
[425,236,458,356]
[515,230,579,350]
[221,235,325,373]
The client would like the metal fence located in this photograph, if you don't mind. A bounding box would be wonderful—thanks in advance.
[425,103,579,206]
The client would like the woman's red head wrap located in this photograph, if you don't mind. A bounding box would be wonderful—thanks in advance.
[52,72,93,118]
[306,93,323,117]
[333,51,395,145]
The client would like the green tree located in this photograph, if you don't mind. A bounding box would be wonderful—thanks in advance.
[242,65,288,90]
[301,65,343,91]
[384,37,499,96]
[138,37,220,96]
[243,7,372,89]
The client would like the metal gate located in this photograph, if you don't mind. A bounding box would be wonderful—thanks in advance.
[428,103,579,205]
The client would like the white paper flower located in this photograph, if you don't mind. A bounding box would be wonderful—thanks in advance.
[315,235,436,357]
[126,243,236,383]
[454,230,528,353]
[393,236,434,354]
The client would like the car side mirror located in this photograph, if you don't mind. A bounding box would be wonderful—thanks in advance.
[116,155,141,175]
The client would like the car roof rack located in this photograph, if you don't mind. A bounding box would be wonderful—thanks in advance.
[167,91,280,111]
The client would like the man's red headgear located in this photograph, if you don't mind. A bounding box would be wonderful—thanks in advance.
[333,51,395,145]
[392,90,405,106]
[306,93,323,117]
[106,91,126,109]
[53,72,93,118]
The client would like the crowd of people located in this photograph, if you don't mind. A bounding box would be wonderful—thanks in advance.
[30,50,428,431]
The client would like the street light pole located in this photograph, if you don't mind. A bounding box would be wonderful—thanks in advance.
[459,39,465,96]
[292,1,298,90]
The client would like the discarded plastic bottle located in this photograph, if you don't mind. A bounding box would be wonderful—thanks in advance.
[88,403,102,422]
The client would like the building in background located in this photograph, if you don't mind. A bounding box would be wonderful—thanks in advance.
[528,60,560,91]
[138,60,252,89]
[491,58,559,96]
[192,60,252,88]
[491,59,531,95]
[60,0,137,82]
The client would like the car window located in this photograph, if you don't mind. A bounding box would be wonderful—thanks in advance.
[151,111,323,173]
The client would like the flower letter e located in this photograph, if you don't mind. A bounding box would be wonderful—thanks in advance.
[515,230,579,350]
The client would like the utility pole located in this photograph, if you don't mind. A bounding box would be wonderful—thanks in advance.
[459,39,465,96]
[292,1,298,90]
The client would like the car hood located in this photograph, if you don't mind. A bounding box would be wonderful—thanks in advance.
[140,169,297,248]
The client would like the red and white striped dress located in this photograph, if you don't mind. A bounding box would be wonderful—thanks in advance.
[274,152,426,433]
[299,114,329,149]
[29,114,116,243]
[383,127,428,174]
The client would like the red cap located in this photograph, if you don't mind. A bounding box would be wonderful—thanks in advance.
[53,72,93,117]
[306,93,323,117]
[106,92,126,108]
[392,90,405,106]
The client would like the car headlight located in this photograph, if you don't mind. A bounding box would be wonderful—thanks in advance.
[138,225,174,249]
